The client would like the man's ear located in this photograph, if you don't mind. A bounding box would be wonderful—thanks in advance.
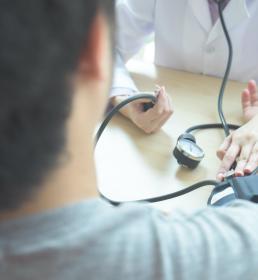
[78,12,109,81]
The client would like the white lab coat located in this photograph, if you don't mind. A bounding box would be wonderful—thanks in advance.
[112,0,258,95]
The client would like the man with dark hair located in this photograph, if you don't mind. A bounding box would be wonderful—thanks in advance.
[0,1,258,280]
[0,0,114,211]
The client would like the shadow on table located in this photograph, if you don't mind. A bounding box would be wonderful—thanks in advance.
[110,115,174,173]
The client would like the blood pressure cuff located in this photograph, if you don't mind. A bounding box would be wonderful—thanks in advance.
[208,175,258,206]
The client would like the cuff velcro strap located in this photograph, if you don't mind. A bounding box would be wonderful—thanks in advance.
[208,186,236,206]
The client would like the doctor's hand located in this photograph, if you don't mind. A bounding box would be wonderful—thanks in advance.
[111,86,173,134]
[216,114,258,181]
[241,80,258,122]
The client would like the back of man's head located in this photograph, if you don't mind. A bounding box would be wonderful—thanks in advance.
[0,0,114,211]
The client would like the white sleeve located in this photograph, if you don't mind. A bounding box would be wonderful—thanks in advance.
[111,0,156,97]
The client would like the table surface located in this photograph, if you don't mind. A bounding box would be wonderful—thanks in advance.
[95,60,245,212]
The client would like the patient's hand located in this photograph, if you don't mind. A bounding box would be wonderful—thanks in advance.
[216,114,258,181]
[242,80,258,122]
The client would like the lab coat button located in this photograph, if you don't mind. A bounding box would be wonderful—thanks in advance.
[206,46,215,54]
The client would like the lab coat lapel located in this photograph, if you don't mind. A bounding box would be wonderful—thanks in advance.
[207,0,250,44]
[189,0,213,33]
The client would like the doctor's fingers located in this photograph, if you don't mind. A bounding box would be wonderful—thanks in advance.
[150,110,172,133]
[216,143,240,181]
[133,88,173,133]
[244,143,258,174]
[217,135,232,160]
[146,88,173,122]
[143,90,173,132]
[133,115,160,134]
[235,143,254,176]
[248,80,258,104]
[135,110,170,134]
[241,89,251,110]
[136,102,172,134]
[241,80,258,108]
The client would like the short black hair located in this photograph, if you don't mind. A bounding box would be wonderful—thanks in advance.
[0,0,114,211]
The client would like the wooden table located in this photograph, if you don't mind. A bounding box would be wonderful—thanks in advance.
[95,60,245,212]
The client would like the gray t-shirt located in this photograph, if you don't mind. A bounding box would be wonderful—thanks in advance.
[0,198,258,280]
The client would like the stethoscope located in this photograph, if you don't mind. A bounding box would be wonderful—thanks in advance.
[95,0,258,206]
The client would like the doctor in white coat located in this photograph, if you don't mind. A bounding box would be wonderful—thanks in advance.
[111,0,258,179]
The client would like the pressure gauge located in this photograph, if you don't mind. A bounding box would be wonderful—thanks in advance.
[173,134,205,169]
